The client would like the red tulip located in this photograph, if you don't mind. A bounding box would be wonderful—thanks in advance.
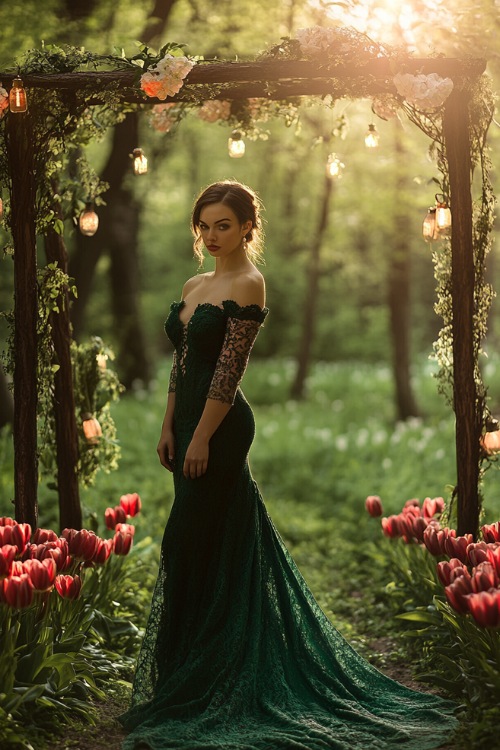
[11,523,32,553]
[467,590,500,627]
[467,542,491,567]
[32,528,59,544]
[486,546,500,577]
[55,574,82,600]
[437,558,469,587]
[10,560,24,576]
[481,522,500,544]
[61,528,78,544]
[119,493,142,517]
[0,517,15,526]
[381,515,402,538]
[365,495,383,518]
[104,505,127,530]
[471,562,499,593]
[2,573,34,608]
[113,530,133,556]
[423,525,444,556]
[27,539,70,571]
[444,534,474,563]
[23,558,57,592]
[407,516,429,544]
[92,538,113,565]
[403,498,421,512]
[422,496,445,520]
[445,575,473,614]
[115,523,135,537]
[0,545,17,577]
[66,529,99,561]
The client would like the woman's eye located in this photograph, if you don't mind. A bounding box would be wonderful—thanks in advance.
[218,224,229,230]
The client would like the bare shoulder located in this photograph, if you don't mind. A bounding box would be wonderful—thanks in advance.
[181,273,210,299]
[231,268,266,309]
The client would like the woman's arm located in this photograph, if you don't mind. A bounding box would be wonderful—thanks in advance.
[183,275,266,480]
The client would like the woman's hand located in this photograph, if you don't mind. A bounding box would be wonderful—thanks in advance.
[157,429,176,472]
[183,435,209,479]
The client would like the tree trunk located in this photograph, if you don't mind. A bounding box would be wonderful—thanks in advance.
[108,186,151,389]
[388,124,419,421]
[290,173,333,400]
[6,111,38,527]
[443,89,480,537]
[0,364,13,428]
[44,219,82,531]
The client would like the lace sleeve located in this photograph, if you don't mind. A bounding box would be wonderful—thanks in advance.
[207,316,263,405]
[168,351,178,394]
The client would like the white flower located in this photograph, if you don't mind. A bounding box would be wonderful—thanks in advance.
[0,85,9,117]
[393,72,454,110]
[140,54,195,100]
[198,99,231,123]
[296,26,343,57]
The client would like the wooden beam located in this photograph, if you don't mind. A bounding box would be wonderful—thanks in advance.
[443,88,481,537]
[0,57,486,98]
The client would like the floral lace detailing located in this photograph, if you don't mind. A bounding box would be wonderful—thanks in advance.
[168,351,178,393]
[207,316,262,404]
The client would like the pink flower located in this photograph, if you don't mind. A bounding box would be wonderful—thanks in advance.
[119,493,142,517]
[437,558,469,587]
[0,545,17,577]
[149,103,178,133]
[23,558,57,592]
[55,574,82,600]
[381,515,402,538]
[467,541,491,567]
[104,505,127,530]
[113,531,133,556]
[33,528,59,544]
[140,54,194,100]
[365,495,383,518]
[445,576,473,614]
[422,497,445,520]
[65,529,99,561]
[0,86,8,118]
[471,562,499,593]
[444,534,474,564]
[481,522,500,544]
[2,574,34,608]
[487,546,500,577]
[92,538,114,565]
[198,99,231,123]
[467,590,500,628]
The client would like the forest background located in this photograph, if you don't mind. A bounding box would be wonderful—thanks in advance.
[1,2,500,748]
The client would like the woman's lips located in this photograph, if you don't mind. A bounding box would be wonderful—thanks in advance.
[207,245,220,251]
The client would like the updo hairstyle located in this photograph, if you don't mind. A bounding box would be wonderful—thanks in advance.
[191,180,264,265]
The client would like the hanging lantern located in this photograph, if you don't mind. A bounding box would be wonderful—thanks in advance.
[364,123,379,148]
[422,207,437,242]
[79,202,99,237]
[435,194,451,237]
[422,194,451,242]
[228,130,245,158]
[326,153,345,179]
[9,77,27,113]
[480,418,500,455]
[82,413,102,445]
[132,147,148,175]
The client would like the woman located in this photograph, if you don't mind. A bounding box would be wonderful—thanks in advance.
[120,181,456,749]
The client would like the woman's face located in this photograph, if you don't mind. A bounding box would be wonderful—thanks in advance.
[198,203,251,260]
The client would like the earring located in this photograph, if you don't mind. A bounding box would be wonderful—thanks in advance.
[243,236,248,251]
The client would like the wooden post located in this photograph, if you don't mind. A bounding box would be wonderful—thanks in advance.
[443,88,481,537]
[6,111,39,527]
[45,216,82,531]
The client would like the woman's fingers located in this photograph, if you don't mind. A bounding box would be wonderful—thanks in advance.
[183,458,208,479]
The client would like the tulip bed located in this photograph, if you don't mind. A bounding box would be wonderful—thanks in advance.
[0,493,153,749]
[366,495,500,749]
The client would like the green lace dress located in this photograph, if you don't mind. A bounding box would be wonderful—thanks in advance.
[120,299,456,750]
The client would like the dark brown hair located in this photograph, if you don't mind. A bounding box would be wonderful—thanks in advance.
[191,180,264,264]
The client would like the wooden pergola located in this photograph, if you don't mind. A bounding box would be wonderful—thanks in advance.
[0,54,488,535]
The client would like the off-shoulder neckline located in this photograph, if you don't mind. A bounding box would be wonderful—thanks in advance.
[172,299,269,328]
